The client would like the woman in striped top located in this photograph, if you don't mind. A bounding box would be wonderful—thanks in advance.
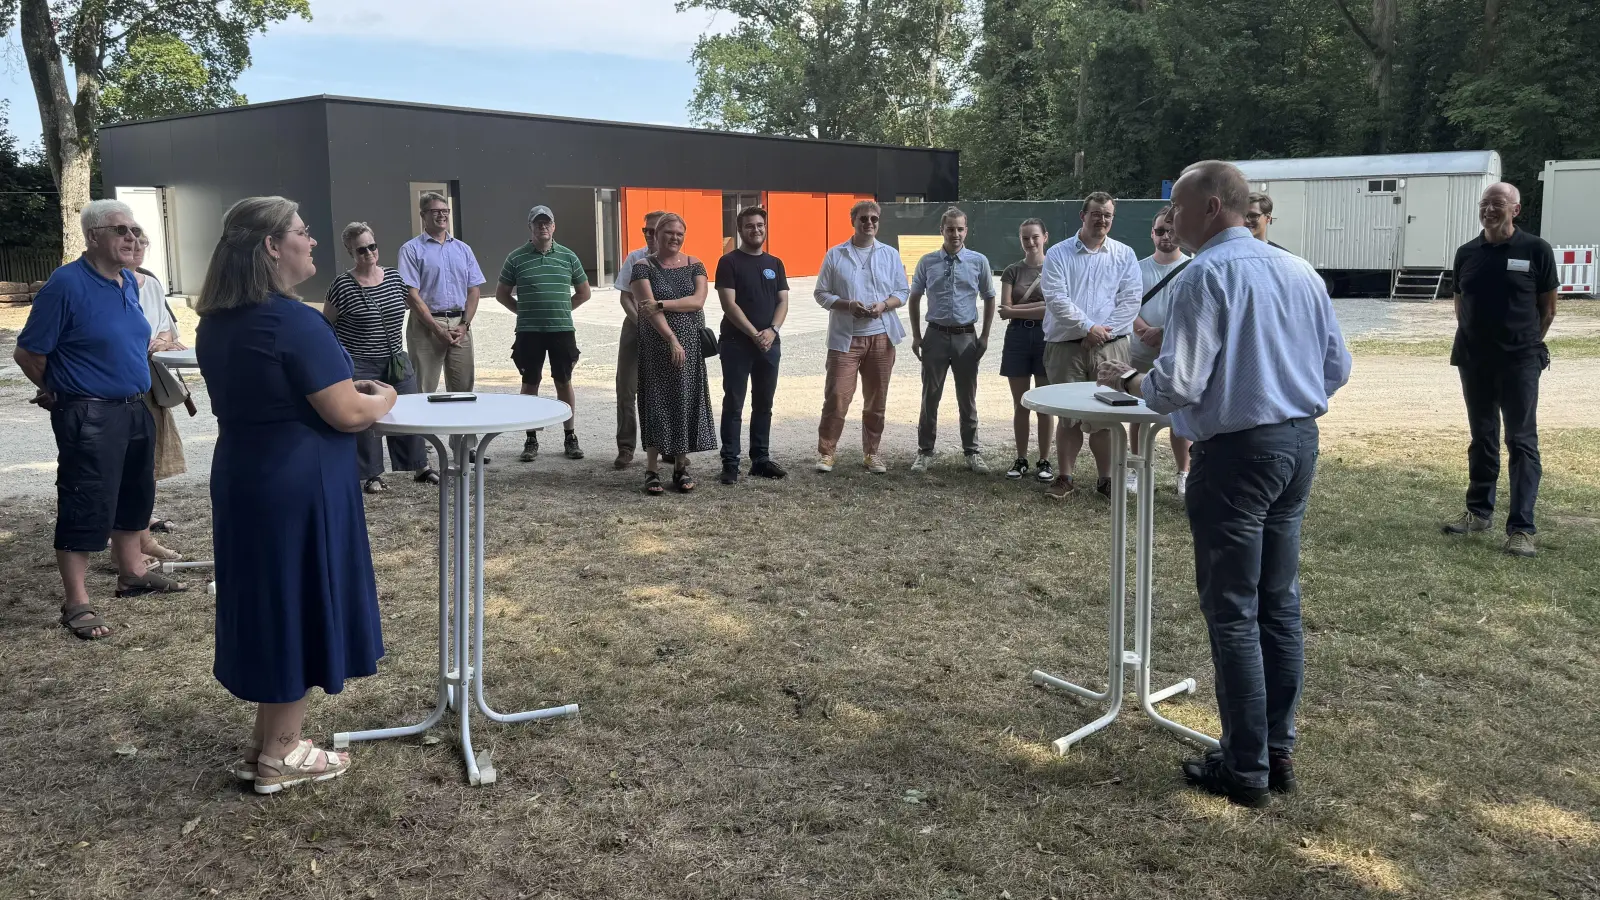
[324,222,437,492]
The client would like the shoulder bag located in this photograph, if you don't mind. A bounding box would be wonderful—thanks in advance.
[349,271,409,383]
[647,255,719,358]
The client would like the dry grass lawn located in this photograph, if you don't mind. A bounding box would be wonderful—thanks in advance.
[2,404,1599,897]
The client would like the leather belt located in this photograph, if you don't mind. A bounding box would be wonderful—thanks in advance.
[57,393,146,404]
[430,309,465,318]
[929,322,976,334]
[1066,333,1128,344]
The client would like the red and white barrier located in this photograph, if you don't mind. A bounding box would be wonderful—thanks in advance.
[1555,245,1596,295]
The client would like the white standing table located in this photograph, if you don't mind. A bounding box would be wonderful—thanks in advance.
[1021,382,1218,754]
[333,393,580,785]
[150,348,216,593]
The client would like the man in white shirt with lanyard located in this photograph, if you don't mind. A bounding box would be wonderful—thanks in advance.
[1038,191,1143,499]
[813,199,909,475]
[612,209,666,470]
[1129,206,1192,496]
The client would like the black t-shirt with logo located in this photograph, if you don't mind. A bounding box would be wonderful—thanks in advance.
[1451,228,1557,364]
[714,249,790,340]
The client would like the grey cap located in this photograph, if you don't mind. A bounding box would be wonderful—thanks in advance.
[527,205,554,224]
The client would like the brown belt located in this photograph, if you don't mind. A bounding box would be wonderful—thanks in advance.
[929,322,976,334]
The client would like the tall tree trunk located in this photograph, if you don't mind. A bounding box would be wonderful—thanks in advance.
[1371,0,1396,152]
[1478,0,1502,72]
[925,0,949,146]
[18,0,93,263]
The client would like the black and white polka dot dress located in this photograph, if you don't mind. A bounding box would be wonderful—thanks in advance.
[632,258,717,458]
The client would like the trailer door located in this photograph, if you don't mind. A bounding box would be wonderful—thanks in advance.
[1402,177,1451,268]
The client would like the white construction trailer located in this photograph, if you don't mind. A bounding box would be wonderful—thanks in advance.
[1228,150,1500,298]
[1538,160,1600,295]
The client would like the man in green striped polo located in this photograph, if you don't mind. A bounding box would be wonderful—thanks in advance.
[495,205,591,461]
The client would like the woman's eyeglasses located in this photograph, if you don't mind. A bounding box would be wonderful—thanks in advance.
[93,224,145,238]
[355,243,378,255]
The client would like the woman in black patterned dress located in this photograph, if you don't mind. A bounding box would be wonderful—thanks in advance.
[630,213,716,494]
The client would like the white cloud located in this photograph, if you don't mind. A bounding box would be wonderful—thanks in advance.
[281,0,730,61]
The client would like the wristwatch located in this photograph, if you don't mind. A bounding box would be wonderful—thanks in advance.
[1119,368,1138,387]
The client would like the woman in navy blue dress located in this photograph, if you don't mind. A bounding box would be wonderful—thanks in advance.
[195,197,397,794]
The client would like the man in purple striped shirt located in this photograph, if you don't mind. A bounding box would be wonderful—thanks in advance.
[399,192,484,392]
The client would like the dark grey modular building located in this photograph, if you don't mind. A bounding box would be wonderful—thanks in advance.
[98,94,960,298]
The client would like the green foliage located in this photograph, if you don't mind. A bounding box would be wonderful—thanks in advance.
[100,33,248,124]
[0,101,60,251]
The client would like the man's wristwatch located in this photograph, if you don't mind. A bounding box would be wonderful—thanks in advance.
[1119,368,1138,387]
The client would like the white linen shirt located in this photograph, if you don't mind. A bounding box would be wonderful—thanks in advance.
[615,246,650,293]
[814,239,909,353]
[1040,234,1143,342]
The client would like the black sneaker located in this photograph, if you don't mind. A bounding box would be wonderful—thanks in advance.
[1181,753,1271,808]
[1035,459,1053,482]
[520,434,538,462]
[1096,476,1113,498]
[1197,748,1297,795]
[1006,457,1029,479]
[719,462,740,485]
[563,430,584,460]
[750,459,788,479]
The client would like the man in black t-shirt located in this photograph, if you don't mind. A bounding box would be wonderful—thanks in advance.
[1442,182,1558,558]
[714,206,790,484]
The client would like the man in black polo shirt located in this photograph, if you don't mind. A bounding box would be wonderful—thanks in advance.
[715,205,789,484]
[1442,182,1557,558]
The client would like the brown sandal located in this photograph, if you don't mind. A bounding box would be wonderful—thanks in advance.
[60,604,111,639]
[115,571,187,597]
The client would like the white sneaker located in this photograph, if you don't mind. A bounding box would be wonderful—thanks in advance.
[816,454,835,473]
[1176,471,1188,497]
[1126,471,1139,494]
[865,454,888,474]
[910,453,933,473]
[966,454,989,474]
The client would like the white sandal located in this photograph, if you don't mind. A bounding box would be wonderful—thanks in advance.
[253,742,351,794]
[231,737,311,782]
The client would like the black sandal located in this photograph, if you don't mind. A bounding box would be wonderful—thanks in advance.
[414,468,440,485]
[644,470,664,495]
[363,476,387,494]
[148,518,177,534]
[673,469,695,493]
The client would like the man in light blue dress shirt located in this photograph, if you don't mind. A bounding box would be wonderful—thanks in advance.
[908,207,996,473]
[1096,160,1353,807]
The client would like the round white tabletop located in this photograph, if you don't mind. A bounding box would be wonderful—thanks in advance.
[374,393,571,436]
[152,348,198,369]
[1022,382,1170,427]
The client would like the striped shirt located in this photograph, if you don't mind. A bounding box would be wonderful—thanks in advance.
[325,268,408,358]
[1143,227,1352,442]
[1040,234,1143,342]
[499,241,587,332]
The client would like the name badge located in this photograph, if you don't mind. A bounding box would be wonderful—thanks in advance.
[1507,259,1531,273]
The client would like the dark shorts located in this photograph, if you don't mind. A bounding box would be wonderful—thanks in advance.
[511,330,580,384]
[50,396,156,552]
[999,320,1047,380]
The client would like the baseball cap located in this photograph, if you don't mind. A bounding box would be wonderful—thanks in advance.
[527,205,554,223]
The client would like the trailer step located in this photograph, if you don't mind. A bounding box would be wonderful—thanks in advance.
[1390,267,1446,302]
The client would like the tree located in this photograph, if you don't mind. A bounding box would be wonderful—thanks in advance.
[0,101,61,251]
[0,0,310,263]
[101,33,249,124]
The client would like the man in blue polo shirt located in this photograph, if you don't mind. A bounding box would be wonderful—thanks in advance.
[14,199,183,640]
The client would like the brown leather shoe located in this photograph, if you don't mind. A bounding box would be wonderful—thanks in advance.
[613,450,635,470]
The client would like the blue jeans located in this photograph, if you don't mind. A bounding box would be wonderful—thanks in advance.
[719,334,780,465]
[1185,418,1319,789]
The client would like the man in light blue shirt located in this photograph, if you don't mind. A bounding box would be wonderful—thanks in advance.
[908,207,995,473]
[398,191,484,393]
[1097,160,1352,808]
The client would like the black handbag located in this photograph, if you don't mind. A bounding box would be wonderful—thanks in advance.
[700,325,719,358]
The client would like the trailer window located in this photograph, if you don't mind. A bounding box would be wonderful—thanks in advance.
[1367,179,1398,194]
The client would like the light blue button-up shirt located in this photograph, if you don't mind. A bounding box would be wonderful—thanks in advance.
[1143,227,1352,443]
[910,246,995,326]
[397,232,485,313]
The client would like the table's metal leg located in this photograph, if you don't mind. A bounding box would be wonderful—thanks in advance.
[1131,423,1218,749]
[335,433,454,749]
[471,433,579,737]
[1031,423,1130,754]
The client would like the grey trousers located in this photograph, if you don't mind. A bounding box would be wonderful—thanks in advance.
[406,312,474,393]
[616,319,639,453]
[918,327,981,455]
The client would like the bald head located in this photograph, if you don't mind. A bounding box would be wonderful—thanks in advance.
[1478,182,1521,238]
[1483,182,1520,204]
[1170,160,1250,253]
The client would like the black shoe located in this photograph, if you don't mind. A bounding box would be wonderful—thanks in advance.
[1035,459,1053,482]
[1006,457,1029,479]
[750,459,788,479]
[563,430,584,460]
[1197,747,1297,794]
[719,463,740,485]
[1181,753,1271,808]
[1096,476,1113,498]
[520,434,538,462]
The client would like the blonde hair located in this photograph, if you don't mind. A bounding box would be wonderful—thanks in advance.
[940,206,967,226]
[417,191,448,212]
[196,196,303,314]
[655,212,686,234]
[341,221,374,254]
[850,199,881,221]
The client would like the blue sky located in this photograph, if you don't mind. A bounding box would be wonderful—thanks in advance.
[0,0,727,150]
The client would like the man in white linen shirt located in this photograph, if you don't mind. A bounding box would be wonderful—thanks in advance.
[1038,191,1143,500]
[813,199,909,475]
[612,209,666,469]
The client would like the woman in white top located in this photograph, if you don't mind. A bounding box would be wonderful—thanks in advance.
[133,237,185,563]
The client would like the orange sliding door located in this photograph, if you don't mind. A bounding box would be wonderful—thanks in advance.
[618,187,721,268]
[765,191,829,277]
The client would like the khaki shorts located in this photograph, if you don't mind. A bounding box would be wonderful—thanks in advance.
[1044,336,1132,431]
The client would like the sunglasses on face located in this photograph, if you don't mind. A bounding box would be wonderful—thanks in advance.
[94,224,145,239]
[1153,227,1174,236]
[858,215,880,224]
[355,243,378,255]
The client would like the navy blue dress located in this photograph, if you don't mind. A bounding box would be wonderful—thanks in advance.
[197,294,383,704]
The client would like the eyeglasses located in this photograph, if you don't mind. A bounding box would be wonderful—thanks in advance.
[1478,202,1512,211]
[93,224,145,239]
[1152,227,1174,236]
[1085,212,1114,222]
[531,220,554,229]
[1244,213,1272,224]
[281,227,312,239]
[858,215,880,224]
[355,243,378,255]
[425,208,451,217]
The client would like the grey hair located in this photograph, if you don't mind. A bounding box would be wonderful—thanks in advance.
[1178,161,1251,216]
[418,191,448,212]
[81,199,135,239]
[196,196,303,315]
[940,206,967,226]
[341,221,374,253]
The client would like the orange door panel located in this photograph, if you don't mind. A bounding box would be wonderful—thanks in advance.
[680,190,724,267]
[766,191,828,277]
[826,193,874,248]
